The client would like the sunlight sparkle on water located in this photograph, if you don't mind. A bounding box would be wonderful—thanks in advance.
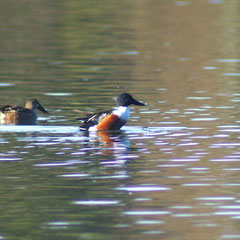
[217,206,240,209]
[142,230,165,235]
[123,210,170,215]
[45,93,73,96]
[136,220,164,225]
[35,160,86,167]
[0,158,22,161]
[196,197,236,201]
[0,83,14,86]
[214,211,240,216]
[222,235,240,239]
[223,73,240,76]
[170,158,199,162]
[215,59,240,62]
[191,117,218,121]
[46,221,80,226]
[60,173,90,178]
[172,213,211,217]
[203,66,217,70]
[73,200,120,205]
[115,185,170,192]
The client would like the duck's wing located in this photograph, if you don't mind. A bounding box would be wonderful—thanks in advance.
[13,106,33,115]
[77,109,112,130]
[0,105,16,113]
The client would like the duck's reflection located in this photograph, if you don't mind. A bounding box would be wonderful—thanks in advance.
[89,131,132,180]
[97,130,129,147]
[83,130,131,156]
[76,130,134,179]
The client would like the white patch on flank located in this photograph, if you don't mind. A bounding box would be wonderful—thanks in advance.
[0,112,5,120]
[89,125,98,132]
[113,106,130,121]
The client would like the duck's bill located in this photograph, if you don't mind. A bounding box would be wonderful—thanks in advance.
[132,98,146,106]
[38,105,50,114]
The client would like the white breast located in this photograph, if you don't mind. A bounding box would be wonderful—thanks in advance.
[113,106,130,121]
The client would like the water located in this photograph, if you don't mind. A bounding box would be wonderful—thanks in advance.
[0,0,240,239]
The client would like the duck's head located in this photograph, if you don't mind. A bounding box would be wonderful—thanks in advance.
[116,93,146,107]
[25,99,49,114]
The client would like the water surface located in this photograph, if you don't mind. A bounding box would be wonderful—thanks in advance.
[0,0,240,240]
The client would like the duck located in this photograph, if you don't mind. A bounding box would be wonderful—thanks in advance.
[77,93,145,131]
[0,98,49,125]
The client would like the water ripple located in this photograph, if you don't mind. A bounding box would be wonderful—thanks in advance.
[0,157,22,161]
[196,197,236,201]
[215,59,240,62]
[222,235,240,239]
[123,210,171,215]
[116,185,170,192]
[60,173,90,178]
[73,200,120,205]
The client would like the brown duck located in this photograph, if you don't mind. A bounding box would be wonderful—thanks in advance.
[0,99,49,125]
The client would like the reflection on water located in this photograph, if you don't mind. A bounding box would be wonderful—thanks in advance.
[1,0,240,240]
[1,121,240,239]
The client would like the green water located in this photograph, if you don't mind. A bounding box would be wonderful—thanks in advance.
[1,1,240,240]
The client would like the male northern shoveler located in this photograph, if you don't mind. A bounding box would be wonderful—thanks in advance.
[0,99,49,125]
[77,93,145,131]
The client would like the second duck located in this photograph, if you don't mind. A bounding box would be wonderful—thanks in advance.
[0,98,49,125]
